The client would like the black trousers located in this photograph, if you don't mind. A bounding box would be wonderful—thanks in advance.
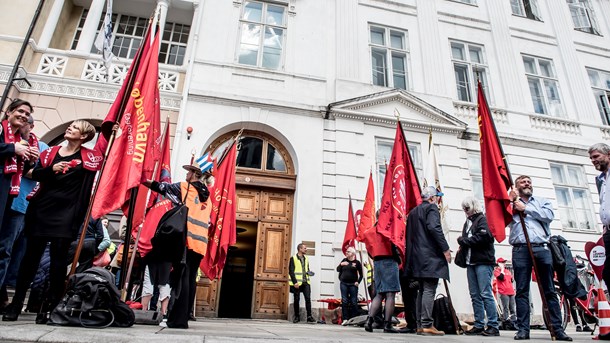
[292,283,311,319]
[167,249,202,328]
[400,276,418,329]
[603,230,610,291]
[12,237,71,312]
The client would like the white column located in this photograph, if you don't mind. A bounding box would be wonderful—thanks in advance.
[38,0,66,49]
[416,0,447,96]
[75,0,105,52]
[157,0,169,36]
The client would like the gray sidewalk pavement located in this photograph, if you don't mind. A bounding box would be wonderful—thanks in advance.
[0,313,597,343]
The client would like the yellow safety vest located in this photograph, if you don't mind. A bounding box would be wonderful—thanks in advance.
[289,255,309,286]
[181,182,212,256]
[366,267,373,285]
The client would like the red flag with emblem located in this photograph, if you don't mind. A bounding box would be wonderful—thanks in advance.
[200,141,237,279]
[92,29,162,219]
[376,121,422,262]
[478,81,513,242]
[342,195,357,255]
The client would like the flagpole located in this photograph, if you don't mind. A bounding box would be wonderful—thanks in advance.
[356,241,370,312]
[477,81,555,339]
[119,188,138,296]
[68,18,156,278]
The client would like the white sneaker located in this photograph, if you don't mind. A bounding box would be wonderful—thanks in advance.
[159,315,168,327]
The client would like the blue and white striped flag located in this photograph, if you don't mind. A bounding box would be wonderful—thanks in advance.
[94,0,114,71]
[196,152,214,174]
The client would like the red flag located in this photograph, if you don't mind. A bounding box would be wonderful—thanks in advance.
[342,196,357,255]
[376,121,422,261]
[478,82,512,242]
[356,172,376,242]
[200,142,238,279]
[92,29,162,219]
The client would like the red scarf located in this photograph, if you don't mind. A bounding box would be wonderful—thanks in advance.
[2,120,24,195]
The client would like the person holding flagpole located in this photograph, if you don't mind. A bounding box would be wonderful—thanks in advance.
[509,175,571,341]
[141,160,213,328]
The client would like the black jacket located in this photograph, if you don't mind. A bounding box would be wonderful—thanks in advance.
[457,212,495,265]
[404,201,450,280]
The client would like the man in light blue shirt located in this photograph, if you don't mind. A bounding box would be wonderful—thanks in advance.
[509,175,571,341]
[589,143,610,295]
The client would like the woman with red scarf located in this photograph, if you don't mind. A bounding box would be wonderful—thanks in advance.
[3,119,106,323]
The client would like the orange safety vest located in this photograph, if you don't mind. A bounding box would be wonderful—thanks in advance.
[181,182,212,256]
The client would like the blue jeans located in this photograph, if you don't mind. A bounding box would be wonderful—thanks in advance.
[0,209,25,287]
[4,212,26,287]
[340,281,359,320]
[467,264,499,329]
[512,245,563,334]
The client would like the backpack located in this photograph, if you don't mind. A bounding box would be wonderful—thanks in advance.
[432,294,458,334]
[151,204,188,264]
[49,267,134,328]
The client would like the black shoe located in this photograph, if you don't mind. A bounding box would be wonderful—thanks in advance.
[576,325,583,332]
[514,331,529,340]
[383,321,399,333]
[555,331,572,341]
[1,303,21,322]
[465,326,485,335]
[364,317,374,332]
[306,316,315,323]
[293,316,300,323]
[397,327,417,333]
[482,327,500,336]
[188,314,197,321]
[583,325,594,332]
[35,312,48,325]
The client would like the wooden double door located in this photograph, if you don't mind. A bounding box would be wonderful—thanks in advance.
[196,187,293,319]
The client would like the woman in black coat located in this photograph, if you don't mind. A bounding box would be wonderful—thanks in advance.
[457,196,499,336]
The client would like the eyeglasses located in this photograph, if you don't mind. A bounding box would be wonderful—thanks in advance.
[462,207,470,212]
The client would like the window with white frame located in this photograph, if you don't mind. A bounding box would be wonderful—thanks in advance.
[237,1,286,70]
[567,0,600,35]
[369,26,409,90]
[510,0,542,20]
[467,152,484,204]
[522,55,564,116]
[70,10,190,66]
[550,163,595,231]
[450,41,490,102]
[376,139,422,204]
[587,68,610,125]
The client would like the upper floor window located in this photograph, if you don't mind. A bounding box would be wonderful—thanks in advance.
[369,26,409,90]
[587,68,610,125]
[467,152,484,204]
[237,1,287,70]
[450,41,489,102]
[567,0,601,35]
[522,55,564,116]
[510,0,542,20]
[376,139,422,204]
[550,163,595,231]
[71,10,190,66]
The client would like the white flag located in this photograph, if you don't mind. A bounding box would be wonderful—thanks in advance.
[424,132,450,238]
[94,0,114,71]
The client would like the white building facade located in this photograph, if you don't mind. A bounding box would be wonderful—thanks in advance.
[2,0,610,320]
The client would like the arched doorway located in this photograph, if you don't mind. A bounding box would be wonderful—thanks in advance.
[195,130,296,319]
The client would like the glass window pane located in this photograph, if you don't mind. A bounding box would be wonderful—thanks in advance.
[468,154,481,175]
[392,54,406,89]
[236,137,263,169]
[559,207,577,229]
[528,77,546,114]
[550,164,565,183]
[538,59,553,77]
[555,188,570,206]
[469,46,483,64]
[589,69,601,87]
[370,27,385,45]
[390,31,404,49]
[567,166,583,184]
[243,1,263,22]
[238,23,261,66]
[266,144,286,171]
[451,42,465,60]
[376,141,393,164]
[572,189,588,208]
[511,0,524,15]
[372,50,387,86]
[523,56,537,74]
[454,64,471,101]
[472,177,484,201]
[544,80,564,116]
[266,5,285,26]
[262,27,283,69]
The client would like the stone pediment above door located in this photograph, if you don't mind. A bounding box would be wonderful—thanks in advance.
[327,89,467,134]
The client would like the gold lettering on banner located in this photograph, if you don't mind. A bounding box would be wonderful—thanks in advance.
[131,84,150,164]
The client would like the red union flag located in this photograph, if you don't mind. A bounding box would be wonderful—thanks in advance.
[356,172,376,242]
[342,195,357,255]
[200,142,237,279]
[92,29,162,219]
[376,121,422,262]
[478,82,512,242]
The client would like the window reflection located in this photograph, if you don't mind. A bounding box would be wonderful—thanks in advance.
[236,137,263,169]
[266,144,286,171]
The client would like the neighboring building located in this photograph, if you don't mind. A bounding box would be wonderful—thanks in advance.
[1,0,610,321]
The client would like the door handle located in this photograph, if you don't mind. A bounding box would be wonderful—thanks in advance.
[257,274,261,277]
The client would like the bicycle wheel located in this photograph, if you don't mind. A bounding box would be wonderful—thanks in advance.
[558,297,569,330]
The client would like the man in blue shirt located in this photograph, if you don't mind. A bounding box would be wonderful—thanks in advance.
[509,175,571,341]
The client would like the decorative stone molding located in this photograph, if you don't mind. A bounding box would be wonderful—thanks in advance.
[108,64,129,85]
[82,60,107,82]
[159,70,179,92]
[601,128,610,140]
[529,115,581,135]
[452,101,508,124]
[37,54,67,77]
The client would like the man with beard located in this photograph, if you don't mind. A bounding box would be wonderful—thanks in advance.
[589,144,610,297]
[509,175,571,341]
